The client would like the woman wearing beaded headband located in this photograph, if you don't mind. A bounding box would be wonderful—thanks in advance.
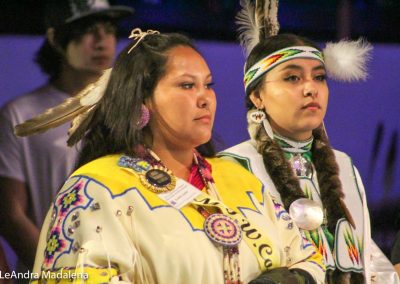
[219,1,399,283]
[22,29,325,283]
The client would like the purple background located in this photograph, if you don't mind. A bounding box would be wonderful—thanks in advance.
[1,36,399,268]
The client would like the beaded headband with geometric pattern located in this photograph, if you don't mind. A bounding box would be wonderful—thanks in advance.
[244,46,324,92]
[237,0,372,95]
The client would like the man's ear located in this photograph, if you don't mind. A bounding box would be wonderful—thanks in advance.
[249,91,264,109]
[46,28,65,55]
[46,28,56,46]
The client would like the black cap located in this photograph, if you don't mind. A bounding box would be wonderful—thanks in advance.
[45,0,134,29]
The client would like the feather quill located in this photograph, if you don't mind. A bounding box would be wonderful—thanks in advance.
[236,0,280,56]
[255,0,266,40]
[263,0,279,37]
[14,68,112,137]
[67,106,95,146]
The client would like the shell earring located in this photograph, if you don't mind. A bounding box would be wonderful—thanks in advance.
[138,104,150,129]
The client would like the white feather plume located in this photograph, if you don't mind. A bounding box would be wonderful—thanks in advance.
[236,0,260,56]
[323,38,373,82]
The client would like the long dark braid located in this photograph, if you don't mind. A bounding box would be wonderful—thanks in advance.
[255,125,305,209]
[256,123,363,283]
[311,126,347,233]
[256,124,347,234]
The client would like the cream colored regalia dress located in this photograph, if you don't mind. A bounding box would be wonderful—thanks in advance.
[219,138,400,284]
[31,154,326,284]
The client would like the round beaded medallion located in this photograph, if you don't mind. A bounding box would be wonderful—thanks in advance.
[139,165,176,193]
[204,213,242,247]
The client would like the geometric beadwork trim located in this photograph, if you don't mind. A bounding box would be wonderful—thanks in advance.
[244,46,324,93]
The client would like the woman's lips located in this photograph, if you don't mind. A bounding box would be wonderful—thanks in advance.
[195,115,212,123]
[302,102,321,110]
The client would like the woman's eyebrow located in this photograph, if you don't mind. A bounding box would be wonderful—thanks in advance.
[279,64,303,72]
[279,64,325,72]
[312,65,325,71]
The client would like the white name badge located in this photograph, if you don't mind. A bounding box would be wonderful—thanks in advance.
[158,179,202,209]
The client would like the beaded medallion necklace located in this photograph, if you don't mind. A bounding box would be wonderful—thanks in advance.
[274,133,314,178]
[145,149,243,284]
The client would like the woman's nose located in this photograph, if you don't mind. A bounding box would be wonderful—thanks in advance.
[303,81,318,98]
[198,88,212,108]
[198,95,209,108]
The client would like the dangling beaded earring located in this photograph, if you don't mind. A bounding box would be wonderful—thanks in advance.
[138,104,150,129]
[247,108,266,141]
[248,108,266,124]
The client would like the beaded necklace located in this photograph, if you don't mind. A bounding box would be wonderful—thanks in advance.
[274,133,314,178]
[145,149,242,284]
[274,135,335,246]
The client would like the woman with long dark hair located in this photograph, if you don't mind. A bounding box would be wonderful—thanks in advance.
[220,1,399,283]
[24,30,325,283]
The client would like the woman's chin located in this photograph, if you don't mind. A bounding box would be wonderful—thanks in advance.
[301,120,324,132]
[194,135,212,147]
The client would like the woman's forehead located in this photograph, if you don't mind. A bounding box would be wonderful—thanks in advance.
[164,46,210,77]
[166,46,200,64]
[273,58,325,72]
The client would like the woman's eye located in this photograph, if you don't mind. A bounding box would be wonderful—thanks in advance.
[205,82,215,89]
[315,74,326,82]
[284,75,300,82]
[180,83,194,89]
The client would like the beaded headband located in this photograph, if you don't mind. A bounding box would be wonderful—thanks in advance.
[244,46,324,92]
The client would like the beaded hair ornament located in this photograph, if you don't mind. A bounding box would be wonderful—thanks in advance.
[237,0,372,95]
[14,28,159,144]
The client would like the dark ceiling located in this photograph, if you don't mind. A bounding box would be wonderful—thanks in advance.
[0,0,399,43]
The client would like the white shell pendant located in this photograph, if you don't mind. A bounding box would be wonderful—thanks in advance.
[289,198,324,230]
